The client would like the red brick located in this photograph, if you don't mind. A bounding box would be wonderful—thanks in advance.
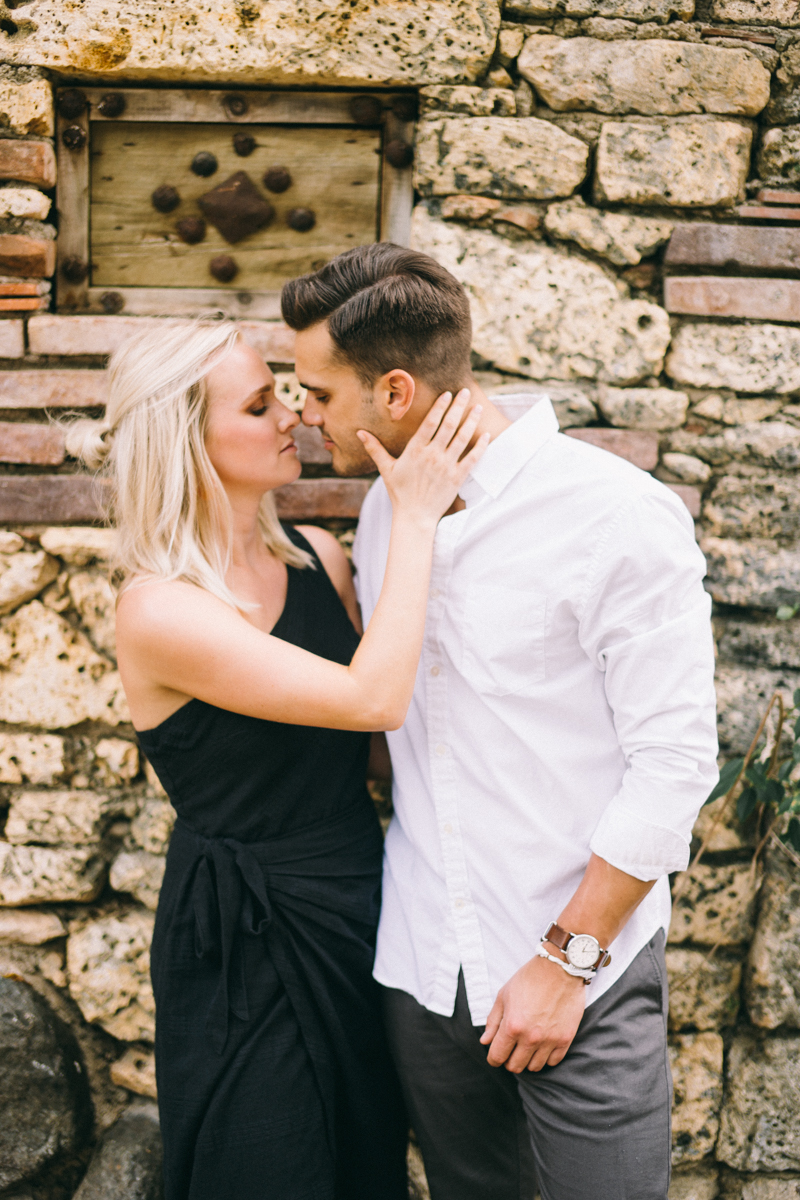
[0,297,48,312]
[735,206,800,222]
[0,235,56,279]
[0,281,45,297]
[0,476,108,523]
[0,370,107,408]
[757,189,800,206]
[28,315,295,360]
[0,140,56,189]
[274,479,370,520]
[665,482,701,518]
[665,224,800,272]
[565,427,658,471]
[664,276,800,322]
[0,422,64,465]
[0,321,24,360]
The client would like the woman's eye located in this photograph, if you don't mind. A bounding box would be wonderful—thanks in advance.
[250,403,268,416]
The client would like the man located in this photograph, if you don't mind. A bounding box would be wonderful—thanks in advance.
[282,244,718,1200]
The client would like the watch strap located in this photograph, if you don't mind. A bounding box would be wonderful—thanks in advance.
[536,944,593,984]
[543,921,612,970]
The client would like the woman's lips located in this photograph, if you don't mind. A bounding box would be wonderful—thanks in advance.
[281,442,298,454]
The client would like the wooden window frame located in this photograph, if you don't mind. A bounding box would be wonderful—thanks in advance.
[56,88,415,320]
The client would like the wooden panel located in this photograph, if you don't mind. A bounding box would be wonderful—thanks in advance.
[565,428,658,471]
[0,423,65,465]
[0,475,369,524]
[665,276,800,322]
[0,370,107,408]
[665,224,800,272]
[84,286,282,320]
[380,111,415,246]
[90,122,380,292]
[84,89,388,127]
[55,106,90,312]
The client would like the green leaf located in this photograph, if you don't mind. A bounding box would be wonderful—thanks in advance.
[779,760,794,781]
[737,787,758,822]
[705,757,744,805]
[794,715,800,739]
[794,688,800,710]
[777,605,798,621]
[763,778,785,809]
[748,759,768,785]
[786,817,800,852]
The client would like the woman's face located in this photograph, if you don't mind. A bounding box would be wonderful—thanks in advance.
[204,340,302,499]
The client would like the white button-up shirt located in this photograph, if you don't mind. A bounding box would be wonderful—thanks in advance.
[353,396,718,1024]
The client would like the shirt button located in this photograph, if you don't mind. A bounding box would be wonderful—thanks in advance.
[443,823,453,835]
[430,666,440,677]
[430,588,440,599]
[454,898,465,909]
[435,743,448,757]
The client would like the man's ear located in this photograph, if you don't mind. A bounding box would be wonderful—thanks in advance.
[376,369,416,423]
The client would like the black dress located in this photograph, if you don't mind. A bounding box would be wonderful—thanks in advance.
[137,527,407,1200]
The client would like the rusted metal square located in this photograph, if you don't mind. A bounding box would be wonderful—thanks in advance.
[197,171,275,244]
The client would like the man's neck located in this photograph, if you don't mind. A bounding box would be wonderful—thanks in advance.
[441,386,511,517]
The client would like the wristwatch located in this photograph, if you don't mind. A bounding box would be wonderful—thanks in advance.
[543,921,612,972]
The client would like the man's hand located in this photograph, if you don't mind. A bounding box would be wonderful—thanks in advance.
[479,954,587,1073]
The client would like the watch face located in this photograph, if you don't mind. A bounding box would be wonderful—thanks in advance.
[567,934,600,969]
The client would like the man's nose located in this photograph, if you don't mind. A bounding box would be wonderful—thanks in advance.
[301,400,323,427]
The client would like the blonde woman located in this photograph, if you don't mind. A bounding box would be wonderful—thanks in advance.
[67,321,486,1200]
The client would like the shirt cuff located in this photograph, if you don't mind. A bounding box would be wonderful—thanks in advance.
[589,803,691,882]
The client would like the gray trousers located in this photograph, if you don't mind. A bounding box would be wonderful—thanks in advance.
[382,932,672,1200]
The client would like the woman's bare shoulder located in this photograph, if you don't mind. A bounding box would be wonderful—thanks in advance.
[115,577,233,645]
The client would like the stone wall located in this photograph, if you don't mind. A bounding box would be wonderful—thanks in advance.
[1,2,800,1197]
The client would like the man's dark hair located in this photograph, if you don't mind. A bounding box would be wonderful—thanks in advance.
[280,243,472,393]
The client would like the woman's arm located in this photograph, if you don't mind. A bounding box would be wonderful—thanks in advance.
[116,390,486,733]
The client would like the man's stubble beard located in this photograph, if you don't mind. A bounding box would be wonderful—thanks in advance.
[330,419,410,479]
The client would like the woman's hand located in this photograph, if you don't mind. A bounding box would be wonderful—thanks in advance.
[357,389,489,528]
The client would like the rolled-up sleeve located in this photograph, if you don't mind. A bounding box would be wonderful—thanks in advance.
[580,489,719,881]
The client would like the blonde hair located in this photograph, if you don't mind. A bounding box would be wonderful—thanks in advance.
[64,319,312,610]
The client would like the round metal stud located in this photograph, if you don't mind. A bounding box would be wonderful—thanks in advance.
[287,207,316,233]
[97,92,126,118]
[233,132,256,157]
[176,216,207,244]
[58,89,87,119]
[151,184,181,213]
[385,139,414,169]
[100,291,125,314]
[223,94,248,117]
[61,125,87,151]
[263,166,292,194]
[209,254,239,283]
[60,256,89,284]
[350,95,382,126]
[390,94,418,122]
[190,151,218,178]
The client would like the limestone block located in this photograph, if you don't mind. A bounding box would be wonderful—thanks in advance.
[93,738,139,787]
[498,25,526,65]
[143,759,167,798]
[717,616,800,671]
[746,847,800,1030]
[598,385,688,430]
[414,117,588,200]
[39,526,115,565]
[419,85,515,116]
[692,793,752,853]
[0,548,58,616]
[0,319,23,358]
[704,473,800,542]
[66,910,155,1042]
[544,196,673,265]
[507,0,693,15]
[669,325,800,394]
[711,0,800,23]
[703,538,800,611]
[669,863,760,946]
[0,600,128,727]
[666,947,742,1031]
[0,76,53,138]
[669,1166,720,1200]
[717,1034,800,1171]
[0,0,500,87]
[68,572,116,657]
[109,851,165,912]
[72,1102,163,1200]
[596,119,752,207]
[519,37,769,117]
[758,128,800,187]
[719,399,786,426]
[0,843,106,906]
[411,206,670,384]
[675,424,800,471]
[716,662,800,752]
[0,733,64,785]
[109,1047,157,1099]
[727,1180,800,1200]
[130,798,175,856]
[670,1032,724,1166]
[486,379,598,427]
[662,453,712,484]
[0,187,51,222]
[0,909,65,945]
[4,789,124,846]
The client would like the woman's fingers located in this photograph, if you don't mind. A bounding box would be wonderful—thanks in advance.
[429,388,472,448]
[447,403,484,460]
[412,390,453,448]
[356,429,395,476]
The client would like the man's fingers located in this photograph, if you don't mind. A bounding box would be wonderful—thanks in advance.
[485,1028,517,1068]
[480,1000,503,1045]
[357,429,394,475]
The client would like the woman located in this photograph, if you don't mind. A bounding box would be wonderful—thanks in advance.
[66,320,486,1200]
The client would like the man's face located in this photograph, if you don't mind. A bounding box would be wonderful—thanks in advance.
[295,322,405,476]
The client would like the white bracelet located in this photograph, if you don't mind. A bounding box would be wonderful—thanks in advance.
[536,942,595,985]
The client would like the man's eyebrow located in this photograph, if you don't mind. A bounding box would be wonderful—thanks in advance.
[296,380,325,391]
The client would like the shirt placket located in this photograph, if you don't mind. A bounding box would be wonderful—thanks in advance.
[424,513,492,1019]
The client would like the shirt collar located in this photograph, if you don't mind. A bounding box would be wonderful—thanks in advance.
[459,394,560,506]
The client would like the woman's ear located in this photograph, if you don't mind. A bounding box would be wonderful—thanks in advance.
[378,369,416,423]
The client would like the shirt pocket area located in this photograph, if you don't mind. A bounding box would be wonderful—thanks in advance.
[460,584,547,697]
